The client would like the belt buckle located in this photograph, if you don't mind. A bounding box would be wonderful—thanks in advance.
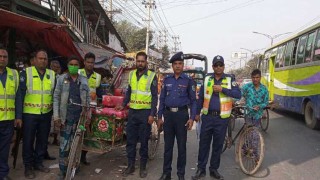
[171,108,178,112]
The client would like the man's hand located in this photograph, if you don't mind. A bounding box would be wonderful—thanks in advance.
[253,106,260,111]
[148,116,154,125]
[213,85,223,92]
[195,115,200,122]
[115,105,124,111]
[185,119,194,130]
[157,118,164,132]
[14,119,22,128]
[54,118,62,130]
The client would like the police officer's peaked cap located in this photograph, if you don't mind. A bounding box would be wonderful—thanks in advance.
[169,51,184,63]
[212,55,224,65]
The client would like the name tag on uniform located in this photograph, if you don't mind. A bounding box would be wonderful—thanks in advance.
[178,84,187,88]
[166,84,172,87]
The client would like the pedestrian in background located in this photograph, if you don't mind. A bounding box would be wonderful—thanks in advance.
[157,51,196,180]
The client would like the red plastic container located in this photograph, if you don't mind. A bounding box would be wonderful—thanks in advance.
[95,107,128,119]
[102,95,124,107]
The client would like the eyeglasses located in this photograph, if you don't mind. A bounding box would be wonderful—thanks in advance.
[213,63,224,67]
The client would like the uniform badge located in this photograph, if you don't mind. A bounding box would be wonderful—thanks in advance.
[46,74,50,79]
[152,80,157,86]
[20,76,25,82]
[192,85,195,91]
[232,81,237,87]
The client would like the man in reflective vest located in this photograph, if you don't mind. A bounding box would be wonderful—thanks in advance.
[17,50,55,179]
[192,55,241,180]
[116,51,158,178]
[78,52,102,165]
[0,47,21,180]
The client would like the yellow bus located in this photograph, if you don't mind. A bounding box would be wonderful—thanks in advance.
[260,22,320,129]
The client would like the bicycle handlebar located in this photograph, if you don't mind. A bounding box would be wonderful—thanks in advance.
[68,99,98,109]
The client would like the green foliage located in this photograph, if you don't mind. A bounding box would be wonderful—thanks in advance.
[114,20,153,52]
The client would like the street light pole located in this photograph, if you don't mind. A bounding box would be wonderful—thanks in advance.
[240,47,265,57]
[252,31,292,46]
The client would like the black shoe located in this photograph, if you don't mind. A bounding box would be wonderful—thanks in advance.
[44,154,56,160]
[140,164,147,178]
[210,169,224,180]
[81,151,90,166]
[178,175,185,180]
[80,158,90,166]
[122,164,135,177]
[3,176,12,180]
[159,173,171,180]
[192,169,206,180]
[24,168,35,179]
[34,165,50,173]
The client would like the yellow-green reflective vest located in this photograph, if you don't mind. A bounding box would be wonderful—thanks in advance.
[78,69,101,104]
[23,67,55,114]
[202,75,233,118]
[0,67,19,121]
[129,69,155,109]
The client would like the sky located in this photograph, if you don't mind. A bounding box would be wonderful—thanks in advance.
[158,0,320,71]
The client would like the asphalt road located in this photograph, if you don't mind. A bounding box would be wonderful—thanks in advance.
[8,110,320,180]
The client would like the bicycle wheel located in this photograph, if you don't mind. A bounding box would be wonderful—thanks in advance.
[260,109,269,132]
[238,127,264,175]
[65,133,82,180]
[222,117,234,153]
[148,122,160,160]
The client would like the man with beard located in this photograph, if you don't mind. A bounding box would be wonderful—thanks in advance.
[157,52,196,180]
[17,50,55,179]
[116,51,158,178]
[192,55,241,180]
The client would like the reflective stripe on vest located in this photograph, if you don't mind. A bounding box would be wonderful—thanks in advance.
[202,76,233,118]
[0,67,19,121]
[78,69,101,104]
[129,69,155,109]
[23,67,55,114]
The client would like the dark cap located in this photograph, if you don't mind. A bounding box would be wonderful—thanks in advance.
[212,55,224,65]
[169,51,184,63]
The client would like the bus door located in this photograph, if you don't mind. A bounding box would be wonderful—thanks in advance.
[268,56,276,101]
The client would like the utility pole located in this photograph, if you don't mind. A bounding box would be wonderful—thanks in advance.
[99,0,121,22]
[172,36,180,53]
[163,29,168,46]
[143,0,156,58]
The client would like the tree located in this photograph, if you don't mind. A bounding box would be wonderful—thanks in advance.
[114,20,153,52]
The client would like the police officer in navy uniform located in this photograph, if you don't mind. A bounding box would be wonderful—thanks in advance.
[158,52,197,180]
[192,55,241,180]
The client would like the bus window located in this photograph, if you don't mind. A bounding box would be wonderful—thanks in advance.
[314,29,320,61]
[304,32,316,63]
[284,41,294,66]
[291,39,299,65]
[296,35,307,64]
[275,45,285,68]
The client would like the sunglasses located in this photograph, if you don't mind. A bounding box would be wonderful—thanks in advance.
[213,63,224,67]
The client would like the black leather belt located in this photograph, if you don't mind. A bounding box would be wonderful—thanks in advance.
[208,110,220,116]
[165,105,188,112]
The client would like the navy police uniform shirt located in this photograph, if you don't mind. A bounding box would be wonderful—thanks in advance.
[196,73,241,114]
[158,73,197,120]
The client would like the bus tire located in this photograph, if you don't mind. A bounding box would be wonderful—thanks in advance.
[304,101,319,129]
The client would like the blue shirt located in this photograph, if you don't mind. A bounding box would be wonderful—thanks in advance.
[196,73,241,114]
[241,82,269,119]
[123,69,158,116]
[0,69,21,120]
[158,73,197,120]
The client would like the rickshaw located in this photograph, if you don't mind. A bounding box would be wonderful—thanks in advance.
[65,58,160,179]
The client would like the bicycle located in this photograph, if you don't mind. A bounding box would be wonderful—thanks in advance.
[260,107,269,132]
[65,100,96,180]
[222,105,265,175]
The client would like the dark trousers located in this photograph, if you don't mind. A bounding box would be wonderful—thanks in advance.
[22,113,51,168]
[126,109,151,165]
[163,109,188,176]
[197,115,228,171]
[0,120,14,179]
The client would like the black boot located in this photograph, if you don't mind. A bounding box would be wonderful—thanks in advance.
[80,150,90,166]
[122,164,135,177]
[192,169,206,180]
[178,175,185,180]
[210,169,224,180]
[140,163,147,178]
[44,151,56,160]
[159,173,171,180]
